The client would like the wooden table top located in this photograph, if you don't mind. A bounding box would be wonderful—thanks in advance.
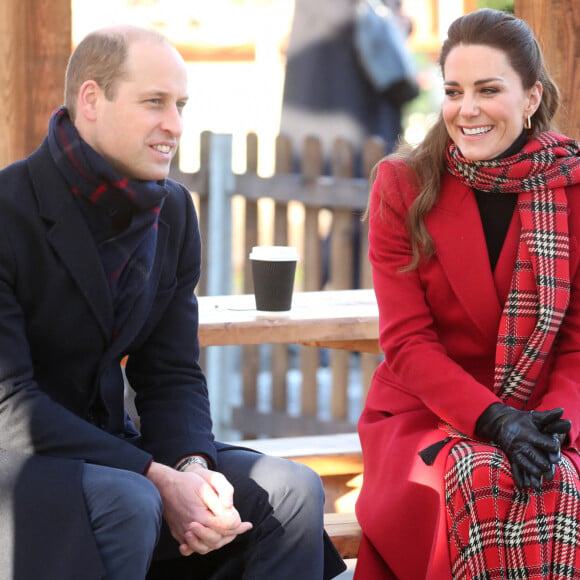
[197,288,380,353]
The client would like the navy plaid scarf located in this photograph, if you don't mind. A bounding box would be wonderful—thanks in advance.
[47,107,168,337]
[446,132,580,407]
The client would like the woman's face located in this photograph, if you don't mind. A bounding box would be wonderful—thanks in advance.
[442,44,542,161]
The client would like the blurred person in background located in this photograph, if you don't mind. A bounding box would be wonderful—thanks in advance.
[280,0,417,291]
[281,0,415,169]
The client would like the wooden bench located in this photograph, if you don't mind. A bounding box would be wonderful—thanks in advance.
[234,433,363,559]
[323,512,362,560]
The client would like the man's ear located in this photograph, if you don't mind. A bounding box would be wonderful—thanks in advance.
[76,80,101,122]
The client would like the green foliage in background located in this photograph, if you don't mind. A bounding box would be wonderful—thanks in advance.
[477,0,514,12]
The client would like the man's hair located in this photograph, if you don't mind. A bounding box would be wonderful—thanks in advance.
[64,26,168,121]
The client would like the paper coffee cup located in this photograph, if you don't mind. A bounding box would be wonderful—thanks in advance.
[249,246,298,311]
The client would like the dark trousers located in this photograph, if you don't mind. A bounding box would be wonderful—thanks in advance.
[147,447,346,580]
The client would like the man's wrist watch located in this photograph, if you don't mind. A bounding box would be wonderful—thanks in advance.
[175,455,209,471]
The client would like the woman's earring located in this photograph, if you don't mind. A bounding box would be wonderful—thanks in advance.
[524,115,532,130]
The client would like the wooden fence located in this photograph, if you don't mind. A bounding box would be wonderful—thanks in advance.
[169,132,386,439]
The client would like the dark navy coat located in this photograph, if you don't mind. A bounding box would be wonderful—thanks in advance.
[0,139,216,578]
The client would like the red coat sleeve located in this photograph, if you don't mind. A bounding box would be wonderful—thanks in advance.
[367,159,500,437]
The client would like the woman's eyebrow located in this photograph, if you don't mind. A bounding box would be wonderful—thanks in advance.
[443,77,504,86]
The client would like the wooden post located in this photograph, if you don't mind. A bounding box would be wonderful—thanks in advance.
[515,0,580,139]
[462,0,478,14]
[241,134,260,436]
[329,139,356,422]
[0,0,72,168]
[301,137,324,421]
[270,136,292,418]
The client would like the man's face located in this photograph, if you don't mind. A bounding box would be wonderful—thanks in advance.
[88,39,188,181]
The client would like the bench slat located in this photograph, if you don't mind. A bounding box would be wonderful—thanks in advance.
[234,432,361,458]
[324,512,361,560]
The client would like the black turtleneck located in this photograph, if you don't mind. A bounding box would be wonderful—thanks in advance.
[473,130,528,271]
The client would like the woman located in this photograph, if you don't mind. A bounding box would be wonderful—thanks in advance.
[355,9,580,579]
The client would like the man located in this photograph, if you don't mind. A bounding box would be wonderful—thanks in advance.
[0,25,345,580]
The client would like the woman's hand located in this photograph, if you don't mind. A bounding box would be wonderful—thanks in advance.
[530,408,571,482]
[475,404,562,489]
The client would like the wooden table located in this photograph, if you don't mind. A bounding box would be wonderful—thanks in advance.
[197,288,380,354]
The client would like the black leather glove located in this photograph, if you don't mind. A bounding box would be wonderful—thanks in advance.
[475,403,561,489]
[530,408,571,440]
[530,408,571,482]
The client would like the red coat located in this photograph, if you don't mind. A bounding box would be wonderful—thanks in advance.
[355,159,580,579]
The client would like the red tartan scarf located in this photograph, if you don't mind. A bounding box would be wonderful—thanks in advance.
[446,132,580,407]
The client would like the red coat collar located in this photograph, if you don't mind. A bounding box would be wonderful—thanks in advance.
[425,172,519,342]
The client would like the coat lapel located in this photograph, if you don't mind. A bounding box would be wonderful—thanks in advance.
[27,143,114,340]
[426,173,504,342]
[110,217,169,350]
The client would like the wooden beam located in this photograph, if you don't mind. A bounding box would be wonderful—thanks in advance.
[324,512,362,560]
[0,0,71,168]
[515,0,580,140]
[0,0,26,166]
[174,42,255,63]
[462,0,478,14]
